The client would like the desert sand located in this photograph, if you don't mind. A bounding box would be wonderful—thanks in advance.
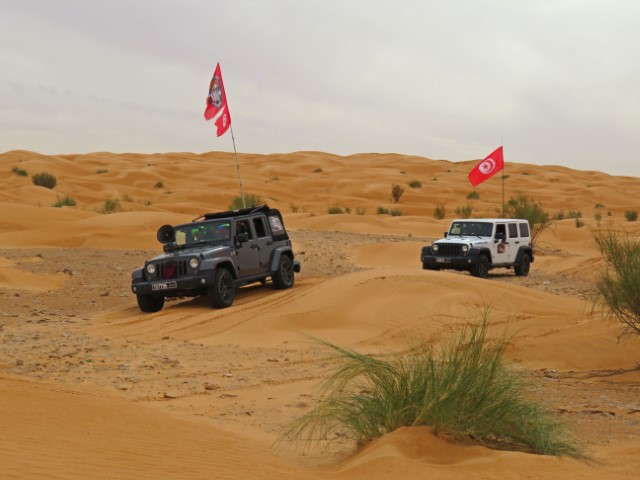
[1,150,639,479]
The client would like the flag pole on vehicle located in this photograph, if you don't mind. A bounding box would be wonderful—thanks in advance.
[204,63,246,208]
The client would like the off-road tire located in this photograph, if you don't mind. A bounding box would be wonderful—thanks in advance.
[470,254,490,278]
[137,294,165,313]
[208,268,235,308]
[514,253,531,276]
[273,254,295,289]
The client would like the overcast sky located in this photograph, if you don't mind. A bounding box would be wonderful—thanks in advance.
[1,1,639,177]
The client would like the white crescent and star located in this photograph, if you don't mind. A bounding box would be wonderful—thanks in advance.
[479,158,496,174]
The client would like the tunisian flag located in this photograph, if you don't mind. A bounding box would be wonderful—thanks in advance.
[468,146,504,187]
[204,63,231,137]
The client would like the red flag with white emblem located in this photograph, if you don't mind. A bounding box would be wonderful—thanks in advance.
[204,63,231,137]
[468,146,504,186]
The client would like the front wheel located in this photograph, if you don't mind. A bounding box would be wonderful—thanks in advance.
[137,294,165,313]
[207,268,235,308]
[273,255,295,289]
[470,255,490,278]
[514,254,531,276]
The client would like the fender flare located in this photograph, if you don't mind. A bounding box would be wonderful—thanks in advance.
[269,246,294,272]
[200,257,238,279]
[514,247,534,264]
[469,247,492,264]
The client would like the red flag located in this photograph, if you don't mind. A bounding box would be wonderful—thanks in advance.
[204,63,231,137]
[468,146,504,187]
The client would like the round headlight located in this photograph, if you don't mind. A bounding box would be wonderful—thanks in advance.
[189,258,199,269]
[146,264,156,275]
[432,244,439,253]
[461,244,469,254]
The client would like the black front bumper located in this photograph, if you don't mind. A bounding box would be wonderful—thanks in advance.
[131,273,212,297]
[421,252,480,269]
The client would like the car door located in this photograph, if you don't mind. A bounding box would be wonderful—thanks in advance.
[507,222,521,262]
[250,215,272,274]
[233,219,260,277]
[492,223,510,265]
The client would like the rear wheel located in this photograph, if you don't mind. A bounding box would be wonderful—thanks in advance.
[208,268,235,308]
[470,255,490,278]
[137,294,165,313]
[273,255,295,289]
[514,254,531,276]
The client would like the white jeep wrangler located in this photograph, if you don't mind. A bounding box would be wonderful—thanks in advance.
[420,218,533,278]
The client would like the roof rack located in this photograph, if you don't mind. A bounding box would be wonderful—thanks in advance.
[192,204,270,222]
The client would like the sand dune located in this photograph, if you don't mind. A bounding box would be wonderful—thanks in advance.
[1,149,640,479]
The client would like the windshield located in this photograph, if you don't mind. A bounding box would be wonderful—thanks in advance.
[449,221,493,237]
[173,220,231,246]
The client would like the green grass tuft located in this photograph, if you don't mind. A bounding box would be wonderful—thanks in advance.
[32,172,57,189]
[282,314,581,457]
[53,195,77,207]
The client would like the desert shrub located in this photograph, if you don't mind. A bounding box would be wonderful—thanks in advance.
[555,211,565,221]
[11,166,28,177]
[282,314,580,456]
[593,229,640,337]
[466,191,480,200]
[575,218,584,228]
[355,207,366,215]
[290,204,300,213]
[228,193,263,210]
[595,203,606,209]
[53,195,76,207]
[594,212,602,227]
[409,180,422,189]
[101,198,121,214]
[567,211,582,219]
[328,206,344,214]
[391,184,405,203]
[434,202,446,220]
[504,193,551,247]
[313,167,323,173]
[377,206,390,215]
[95,169,109,174]
[390,209,402,217]
[454,204,473,219]
[32,172,57,189]
[624,210,638,222]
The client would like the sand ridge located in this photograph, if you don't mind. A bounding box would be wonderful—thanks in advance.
[1,150,640,479]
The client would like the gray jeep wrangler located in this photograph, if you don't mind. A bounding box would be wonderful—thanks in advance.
[420,218,533,278]
[131,205,301,312]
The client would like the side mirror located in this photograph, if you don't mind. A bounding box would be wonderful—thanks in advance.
[237,232,249,244]
[495,232,505,242]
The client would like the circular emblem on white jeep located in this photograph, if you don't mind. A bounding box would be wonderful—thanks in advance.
[479,158,496,174]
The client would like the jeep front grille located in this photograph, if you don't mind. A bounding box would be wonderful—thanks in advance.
[435,243,464,256]
[153,260,188,280]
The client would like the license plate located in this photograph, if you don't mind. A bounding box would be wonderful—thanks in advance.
[436,257,450,263]
[152,281,177,291]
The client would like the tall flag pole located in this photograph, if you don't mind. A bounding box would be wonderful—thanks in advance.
[467,146,505,214]
[501,135,505,217]
[204,63,245,208]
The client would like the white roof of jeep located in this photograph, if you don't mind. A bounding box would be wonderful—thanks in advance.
[450,218,529,223]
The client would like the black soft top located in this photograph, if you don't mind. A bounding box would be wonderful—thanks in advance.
[200,204,271,220]
[196,204,289,241]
